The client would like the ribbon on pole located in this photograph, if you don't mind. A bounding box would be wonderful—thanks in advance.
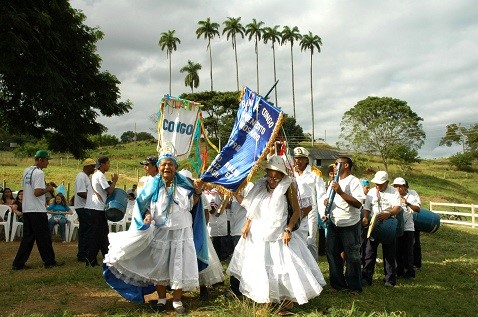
[201,87,284,194]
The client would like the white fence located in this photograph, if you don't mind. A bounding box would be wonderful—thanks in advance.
[429,202,477,229]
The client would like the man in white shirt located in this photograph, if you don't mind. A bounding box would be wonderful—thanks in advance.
[12,150,65,270]
[293,147,326,260]
[362,171,401,287]
[393,177,421,279]
[74,158,96,262]
[85,156,118,267]
[321,156,365,293]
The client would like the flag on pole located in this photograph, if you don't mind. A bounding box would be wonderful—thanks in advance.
[201,87,284,193]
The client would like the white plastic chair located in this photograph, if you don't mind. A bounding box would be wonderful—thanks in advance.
[49,213,72,242]
[0,205,11,241]
[9,210,23,242]
[68,208,79,242]
[108,213,128,232]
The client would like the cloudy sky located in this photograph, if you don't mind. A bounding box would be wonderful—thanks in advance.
[70,0,478,158]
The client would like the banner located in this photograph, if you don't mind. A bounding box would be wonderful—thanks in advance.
[201,87,283,193]
[157,95,201,160]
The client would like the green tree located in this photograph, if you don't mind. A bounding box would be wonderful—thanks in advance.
[281,26,302,118]
[263,25,282,106]
[89,134,120,147]
[0,0,131,158]
[439,123,478,155]
[300,31,322,146]
[136,132,155,142]
[196,17,220,91]
[338,96,426,171]
[158,30,181,95]
[180,60,202,93]
[222,17,245,91]
[245,19,264,93]
[120,131,136,143]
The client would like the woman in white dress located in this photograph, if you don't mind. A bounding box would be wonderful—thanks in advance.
[104,151,205,314]
[227,155,326,314]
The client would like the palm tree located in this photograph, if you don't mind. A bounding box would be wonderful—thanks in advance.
[158,30,181,95]
[196,18,220,91]
[180,60,202,93]
[222,17,245,91]
[263,25,282,106]
[300,32,322,146]
[281,26,302,118]
[245,18,264,93]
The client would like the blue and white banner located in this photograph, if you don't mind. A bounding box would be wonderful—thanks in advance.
[157,96,201,160]
[201,87,283,192]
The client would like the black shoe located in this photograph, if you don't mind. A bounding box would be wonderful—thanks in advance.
[199,286,209,301]
[45,260,65,269]
[12,264,30,271]
[151,302,166,312]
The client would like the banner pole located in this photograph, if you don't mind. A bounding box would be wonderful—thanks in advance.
[263,80,279,100]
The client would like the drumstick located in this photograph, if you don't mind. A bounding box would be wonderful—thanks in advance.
[367,213,378,238]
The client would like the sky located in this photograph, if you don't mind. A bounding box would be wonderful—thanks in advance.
[70,0,478,158]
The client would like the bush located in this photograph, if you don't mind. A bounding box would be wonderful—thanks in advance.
[449,152,474,171]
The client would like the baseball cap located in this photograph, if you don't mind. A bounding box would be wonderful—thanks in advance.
[392,177,407,186]
[140,156,158,166]
[34,150,50,159]
[293,147,309,158]
[83,158,96,166]
[371,171,389,184]
[264,155,288,175]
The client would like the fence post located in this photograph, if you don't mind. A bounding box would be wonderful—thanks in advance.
[472,204,476,229]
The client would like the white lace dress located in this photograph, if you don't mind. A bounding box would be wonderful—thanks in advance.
[104,185,199,291]
[227,177,326,304]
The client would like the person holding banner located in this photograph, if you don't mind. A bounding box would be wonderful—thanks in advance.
[227,155,326,313]
[293,146,326,261]
[320,156,365,294]
[361,171,401,287]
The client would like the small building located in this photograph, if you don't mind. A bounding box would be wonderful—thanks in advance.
[308,148,342,168]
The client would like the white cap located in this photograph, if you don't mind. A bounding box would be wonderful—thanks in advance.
[371,171,389,184]
[293,147,309,158]
[392,177,406,186]
[264,155,288,175]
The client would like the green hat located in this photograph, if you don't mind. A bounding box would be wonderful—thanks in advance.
[34,150,50,159]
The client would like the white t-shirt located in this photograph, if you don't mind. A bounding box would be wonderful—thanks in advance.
[22,166,47,213]
[324,174,365,227]
[204,189,227,237]
[85,170,110,211]
[401,190,422,231]
[364,185,401,216]
[74,171,91,209]
[229,183,254,236]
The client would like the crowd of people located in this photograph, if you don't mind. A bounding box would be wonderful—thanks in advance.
[3,146,425,315]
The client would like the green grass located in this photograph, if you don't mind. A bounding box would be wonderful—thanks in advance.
[1,225,477,316]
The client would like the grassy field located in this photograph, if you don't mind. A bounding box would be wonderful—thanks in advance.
[1,224,477,316]
[1,144,478,316]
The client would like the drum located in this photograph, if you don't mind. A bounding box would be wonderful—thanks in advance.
[105,189,128,222]
[413,208,440,233]
[371,217,397,244]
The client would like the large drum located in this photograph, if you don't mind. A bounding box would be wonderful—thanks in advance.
[369,215,397,244]
[413,208,440,233]
[105,189,128,222]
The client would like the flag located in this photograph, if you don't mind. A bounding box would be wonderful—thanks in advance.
[157,95,201,160]
[201,87,283,193]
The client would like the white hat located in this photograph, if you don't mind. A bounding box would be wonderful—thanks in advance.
[178,169,193,180]
[392,177,406,186]
[293,147,309,158]
[371,171,389,184]
[264,155,288,175]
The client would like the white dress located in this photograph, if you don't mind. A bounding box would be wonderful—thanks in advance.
[104,185,199,291]
[227,177,326,305]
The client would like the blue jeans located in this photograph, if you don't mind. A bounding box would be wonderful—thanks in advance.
[326,221,363,292]
[48,217,69,241]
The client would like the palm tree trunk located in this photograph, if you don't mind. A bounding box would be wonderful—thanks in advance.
[272,44,278,106]
[310,52,314,146]
[208,38,213,91]
[234,38,240,91]
[255,39,259,93]
[290,45,296,118]
[169,51,172,95]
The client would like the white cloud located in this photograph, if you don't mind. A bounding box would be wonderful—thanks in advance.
[71,0,478,158]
